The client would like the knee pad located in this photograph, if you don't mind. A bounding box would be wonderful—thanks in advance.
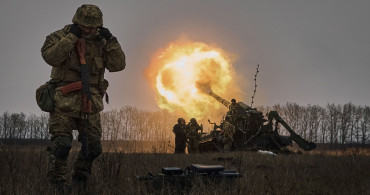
[51,136,72,160]
[89,143,102,161]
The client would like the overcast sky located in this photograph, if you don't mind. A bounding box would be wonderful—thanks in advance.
[0,0,369,114]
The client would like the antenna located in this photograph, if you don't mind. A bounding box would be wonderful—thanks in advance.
[251,64,259,107]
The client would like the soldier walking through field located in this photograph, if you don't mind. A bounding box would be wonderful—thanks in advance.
[173,118,187,154]
[40,4,126,192]
[186,118,203,154]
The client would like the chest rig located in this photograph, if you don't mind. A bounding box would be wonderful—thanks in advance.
[50,37,106,87]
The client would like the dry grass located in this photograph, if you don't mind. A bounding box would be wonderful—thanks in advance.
[0,143,369,194]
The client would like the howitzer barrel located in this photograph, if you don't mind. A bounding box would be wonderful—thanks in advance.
[208,91,231,108]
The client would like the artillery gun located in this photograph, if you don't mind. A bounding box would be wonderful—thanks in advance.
[198,91,316,153]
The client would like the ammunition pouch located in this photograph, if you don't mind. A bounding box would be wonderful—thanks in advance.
[54,86,103,115]
[57,81,91,113]
[36,79,58,112]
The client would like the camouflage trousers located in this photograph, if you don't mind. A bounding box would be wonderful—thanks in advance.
[187,138,199,154]
[47,111,102,184]
[174,137,186,154]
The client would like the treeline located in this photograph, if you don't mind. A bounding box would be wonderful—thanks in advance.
[0,107,178,142]
[0,102,369,144]
[0,112,49,140]
[100,106,177,141]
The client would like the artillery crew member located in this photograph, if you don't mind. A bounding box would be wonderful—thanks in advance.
[173,118,187,154]
[186,118,203,154]
[41,4,126,192]
[222,116,235,151]
[229,99,238,110]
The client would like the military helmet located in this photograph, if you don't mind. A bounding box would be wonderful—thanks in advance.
[177,118,184,123]
[231,99,236,103]
[72,4,103,27]
[190,118,196,123]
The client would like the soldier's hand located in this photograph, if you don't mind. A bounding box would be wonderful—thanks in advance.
[99,27,113,39]
[70,24,82,38]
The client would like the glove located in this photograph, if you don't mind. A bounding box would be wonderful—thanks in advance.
[70,24,82,38]
[99,27,113,39]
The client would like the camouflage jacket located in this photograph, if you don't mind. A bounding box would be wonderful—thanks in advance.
[186,123,203,139]
[173,124,187,139]
[41,25,126,117]
[222,121,235,140]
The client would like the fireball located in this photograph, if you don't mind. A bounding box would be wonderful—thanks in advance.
[145,38,239,119]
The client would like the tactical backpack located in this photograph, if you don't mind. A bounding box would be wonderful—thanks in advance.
[36,79,58,112]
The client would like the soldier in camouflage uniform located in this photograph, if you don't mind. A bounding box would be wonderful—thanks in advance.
[41,4,126,191]
[173,118,187,154]
[229,99,237,110]
[222,116,235,151]
[186,118,203,154]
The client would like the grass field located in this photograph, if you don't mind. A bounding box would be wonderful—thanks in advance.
[0,143,369,194]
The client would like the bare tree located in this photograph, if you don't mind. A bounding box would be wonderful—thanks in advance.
[2,112,10,139]
[339,103,353,144]
[319,108,329,143]
[362,106,370,144]
[282,102,303,136]
[39,113,49,139]
[8,113,26,139]
[351,105,363,143]
[306,105,322,142]
[327,103,341,144]
[0,114,3,138]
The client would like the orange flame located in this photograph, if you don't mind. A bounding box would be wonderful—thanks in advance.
[145,38,241,119]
